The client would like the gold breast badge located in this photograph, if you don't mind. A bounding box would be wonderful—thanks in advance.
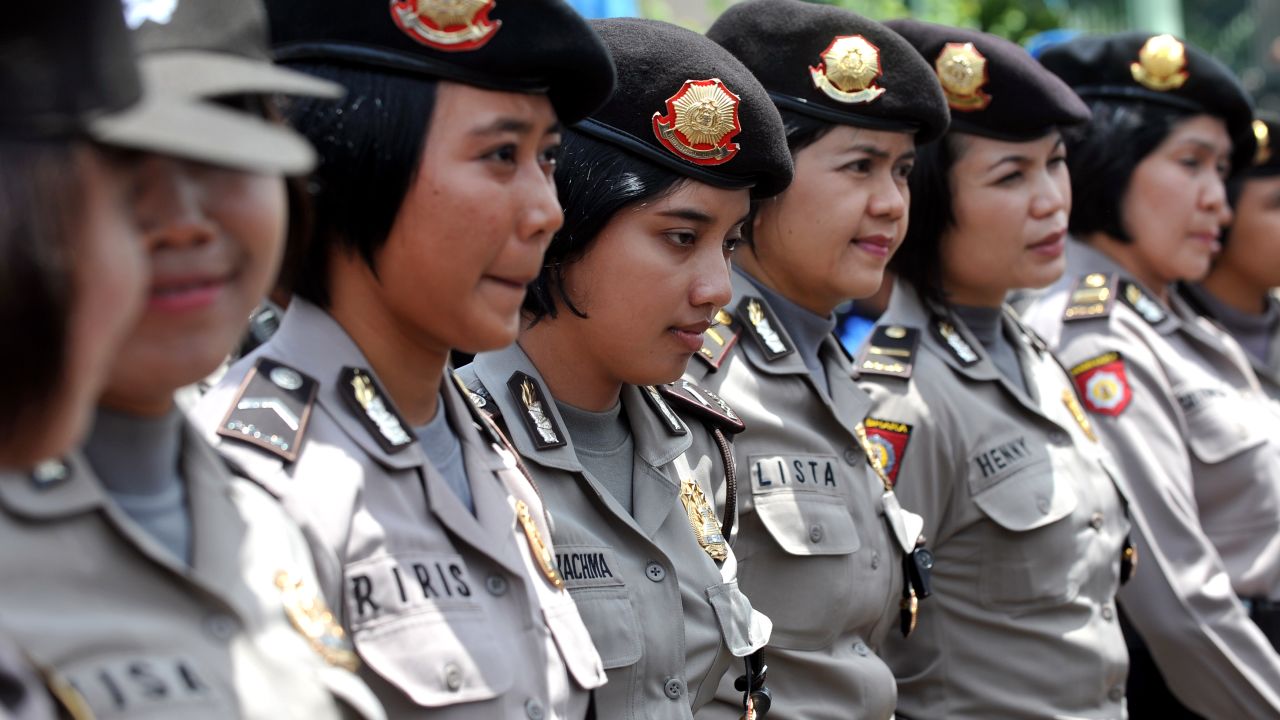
[809,35,886,104]
[275,570,359,672]
[1130,34,1188,92]
[1061,389,1098,443]
[652,78,743,165]
[515,499,565,589]
[390,0,501,52]
[680,478,728,561]
[935,42,991,111]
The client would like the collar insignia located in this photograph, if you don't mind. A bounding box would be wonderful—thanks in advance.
[1061,389,1098,442]
[507,372,565,450]
[1255,120,1272,166]
[1121,281,1167,325]
[390,0,501,52]
[810,35,886,105]
[858,325,920,379]
[1131,34,1189,92]
[515,498,565,589]
[30,459,70,489]
[218,358,319,462]
[680,477,728,561]
[695,308,742,371]
[276,570,359,672]
[935,42,991,111]
[339,367,413,454]
[653,78,743,166]
[739,296,793,361]
[1064,272,1118,321]
[642,385,687,436]
[933,319,980,366]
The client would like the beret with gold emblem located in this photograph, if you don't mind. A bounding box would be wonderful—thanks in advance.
[1245,112,1280,177]
[706,0,949,144]
[1039,32,1254,170]
[886,20,1090,141]
[575,18,792,198]
[264,0,615,124]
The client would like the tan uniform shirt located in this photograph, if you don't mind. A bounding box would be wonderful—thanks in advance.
[860,282,1130,719]
[458,345,770,719]
[190,300,606,720]
[0,424,383,720]
[1178,285,1280,403]
[684,271,916,720]
[1022,239,1280,718]
[0,633,54,720]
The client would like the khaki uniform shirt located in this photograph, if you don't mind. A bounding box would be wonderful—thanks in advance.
[1022,240,1280,718]
[0,633,54,720]
[190,300,606,720]
[0,424,383,720]
[1178,286,1280,403]
[684,271,916,720]
[457,345,770,719]
[860,282,1130,719]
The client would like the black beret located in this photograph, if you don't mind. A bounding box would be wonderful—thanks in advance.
[575,18,793,198]
[886,19,1090,141]
[706,0,949,144]
[265,0,615,124]
[1247,113,1280,177]
[1040,32,1255,171]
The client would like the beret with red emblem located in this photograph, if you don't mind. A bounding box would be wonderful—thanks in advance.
[1039,32,1255,171]
[706,0,949,144]
[575,18,793,198]
[886,19,1091,141]
[264,0,615,124]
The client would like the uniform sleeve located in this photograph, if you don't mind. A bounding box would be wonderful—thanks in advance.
[1061,323,1280,717]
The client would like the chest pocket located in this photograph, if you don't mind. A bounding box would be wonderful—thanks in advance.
[706,580,770,657]
[343,553,512,707]
[557,544,642,670]
[1177,385,1268,464]
[750,454,860,556]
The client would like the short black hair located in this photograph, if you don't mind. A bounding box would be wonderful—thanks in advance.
[741,108,834,248]
[888,132,966,306]
[279,63,438,307]
[1063,99,1193,243]
[523,130,685,323]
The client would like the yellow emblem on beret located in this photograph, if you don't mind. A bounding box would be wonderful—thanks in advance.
[653,78,743,166]
[935,42,991,112]
[390,0,501,52]
[1130,34,1188,92]
[810,35,886,105]
[1255,119,1272,166]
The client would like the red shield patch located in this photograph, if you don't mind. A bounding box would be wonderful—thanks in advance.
[390,0,501,52]
[863,418,913,486]
[1070,351,1133,416]
[651,78,742,166]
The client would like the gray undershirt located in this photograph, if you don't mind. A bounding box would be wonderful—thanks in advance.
[556,400,635,515]
[416,394,474,514]
[83,407,191,565]
[952,304,1029,394]
[1185,284,1279,365]
[742,271,838,396]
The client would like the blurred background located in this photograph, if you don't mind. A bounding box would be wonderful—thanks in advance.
[567,0,1280,111]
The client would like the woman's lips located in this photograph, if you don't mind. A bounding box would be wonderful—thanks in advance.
[148,275,227,313]
[1028,229,1067,257]
[670,322,710,353]
[853,234,894,258]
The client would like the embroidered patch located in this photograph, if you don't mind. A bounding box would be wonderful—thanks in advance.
[862,418,913,486]
[658,380,745,434]
[858,325,920,379]
[217,358,318,462]
[389,0,501,52]
[738,296,793,361]
[1063,272,1117,321]
[696,308,741,370]
[338,367,414,454]
[1070,352,1133,416]
[507,371,565,450]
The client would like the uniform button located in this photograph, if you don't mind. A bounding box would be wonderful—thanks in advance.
[663,677,685,700]
[1102,605,1115,621]
[1036,496,1051,514]
[1109,685,1124,702]
[853,641,870,656]
[843,448,861,466]
[870,552,881,570]
[485,575,509,596]
[444,663,463,692]
[809,524,824,543]
[645,562,667,583]
[204,613,236,641]
[1089,512,1105,530]
[525,699,545,720]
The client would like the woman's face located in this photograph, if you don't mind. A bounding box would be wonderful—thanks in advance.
[1214,175,1280,292]
[372,81,563,355]
[941,132,1071,306]
[1121,114,1233,286]
[98,151,287,414]
[749,125,915,316]
[556,180,747,387]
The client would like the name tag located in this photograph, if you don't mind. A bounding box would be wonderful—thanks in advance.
[65,654,225,718]
[345,552,480,628]
[555,545,626,590]
[750,454,842,493]
[968,436,1045,493]
[1176,387,1228,413]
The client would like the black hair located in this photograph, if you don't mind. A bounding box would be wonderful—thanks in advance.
[742,108,835,248]
[887,132,967,306]
[1063,99,1193,243]
[278,63,438,307]
[523,130,685,323]
[0,139,82,442]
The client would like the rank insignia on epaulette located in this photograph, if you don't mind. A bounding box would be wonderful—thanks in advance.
[862,418,913,486]
[507,372,565,450]
[658,380,746,435]
[696,309,742,370]
[1120,281,1168,326]
[217,358,318,462]
[339,367,414,454]
[390,0,501,52]
[738,296,793,361]
[933,318,980,366]
[1070,351,1133,416]
[641,385,688,436]
[275,569,359,672]
[680,477,728,562]
[858,325,920,379]
[1063,272,1118,321]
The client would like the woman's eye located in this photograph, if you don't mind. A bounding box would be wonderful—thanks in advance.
[540,144,562,167]
[996,171,1022,185]
[723,236,742,253]
[894,163,914,181]
[486,144,518,163]
[843,159,873,174]
[1049,155,1068,167]
[665,231,697,246]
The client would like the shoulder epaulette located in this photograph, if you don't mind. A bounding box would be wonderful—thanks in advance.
[694,309,742,371]
[216,358,318,462]
[657,379,746,435]
[857,325,920,379]
[736,296,794,361]
[507,371,566,450]
[1118,280,1168,326]
[1063,272,1118,322]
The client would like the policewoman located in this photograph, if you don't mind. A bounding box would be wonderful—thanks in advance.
[1022,33,1280,716]
[0,1,389,718]
[857,21,1131,719]
[457,18,789,719]
[1179,113,1280,402]
[193,2,615,718]
[688,2,949,717]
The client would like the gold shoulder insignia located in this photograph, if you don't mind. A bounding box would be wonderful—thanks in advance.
[658,379,746,435]
[1119,280,1168,326]
[506,371,565,450]
[695,308,742,371]
[339,366,414,454]
[857,325,920,379]
[217,358,318,462]
[1063,272,1118,322]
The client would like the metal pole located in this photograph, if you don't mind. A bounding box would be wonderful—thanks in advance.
[1127,0,1184,36]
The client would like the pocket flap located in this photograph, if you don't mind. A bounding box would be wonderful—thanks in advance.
[1179,388,1267,464]
[542,598,607,690]
[755,492,860,556]
[971,466,1076,532]
[706,580,772,657]
[567,589,643,670]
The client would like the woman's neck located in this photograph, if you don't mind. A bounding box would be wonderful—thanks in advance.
[734,249,837,317]
[1085,232,1170,303]
[519,319,622,412]
[1199,264,1269,316]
